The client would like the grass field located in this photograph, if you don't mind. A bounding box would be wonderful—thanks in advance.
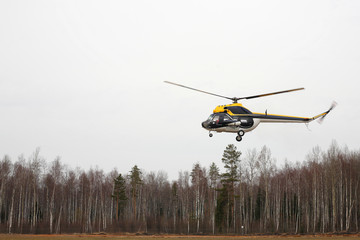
[0,234,359,240]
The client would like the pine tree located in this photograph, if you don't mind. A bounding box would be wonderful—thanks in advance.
[112,174,127,220]
[209,162,220,189]
[222,144,241,185]
[217,144,241,233]
[215,185,229,233]
[129,165,142,219]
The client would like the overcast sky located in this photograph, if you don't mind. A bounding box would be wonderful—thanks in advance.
[1,0,359,180]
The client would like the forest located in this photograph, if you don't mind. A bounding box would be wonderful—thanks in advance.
[0,142,359,235]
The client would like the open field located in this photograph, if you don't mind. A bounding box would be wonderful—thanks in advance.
[1,234,359,240]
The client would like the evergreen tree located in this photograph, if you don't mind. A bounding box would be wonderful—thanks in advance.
[112,174,127,220]
[215,185,228,233]
[222,144,241,185]
[216,144,241,233]
[209,162,220,189]
[129,165,142,219]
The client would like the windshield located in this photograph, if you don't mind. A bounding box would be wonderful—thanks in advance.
[207,114,214,121]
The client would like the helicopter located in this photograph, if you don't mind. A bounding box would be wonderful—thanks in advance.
[164,81,336,142]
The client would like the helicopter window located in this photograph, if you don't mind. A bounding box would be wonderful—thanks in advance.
[244,108,252,114]
[227,106,252,114]
[223,114,232,121]
[207,114,214,121]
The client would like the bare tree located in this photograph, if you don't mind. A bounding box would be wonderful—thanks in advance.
[0,155,11,230]
[209,162,219,234]
[256,146,275,232]
[244,149,258,233]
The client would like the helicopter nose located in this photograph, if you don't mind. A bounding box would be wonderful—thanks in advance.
[202,121,209,129]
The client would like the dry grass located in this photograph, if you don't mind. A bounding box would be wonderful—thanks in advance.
[1,234,359,240]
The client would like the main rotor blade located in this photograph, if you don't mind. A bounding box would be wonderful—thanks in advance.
[164,81,233,101]
[237,88,305,100]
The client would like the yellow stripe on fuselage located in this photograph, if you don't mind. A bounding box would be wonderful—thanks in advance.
[252,112,310,120]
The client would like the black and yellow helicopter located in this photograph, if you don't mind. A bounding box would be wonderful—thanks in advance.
[165,81,336,142]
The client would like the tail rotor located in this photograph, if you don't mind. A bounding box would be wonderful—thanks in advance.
[318,101,337,124]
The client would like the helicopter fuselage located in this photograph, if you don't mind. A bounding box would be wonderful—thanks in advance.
[201,103,320,140]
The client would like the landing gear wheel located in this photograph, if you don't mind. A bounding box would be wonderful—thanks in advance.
[236,135,242,142]
[238,130,245,137]
[209,133,213,137]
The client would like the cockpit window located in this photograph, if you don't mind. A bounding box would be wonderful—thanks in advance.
[207,114,214,121]
[223,114,232,121]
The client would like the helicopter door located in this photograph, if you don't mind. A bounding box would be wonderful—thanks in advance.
[219,115,224,123]
[212,115,219,123]
[211,115,221,127]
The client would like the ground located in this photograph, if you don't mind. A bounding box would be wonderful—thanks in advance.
[0,234,359,240]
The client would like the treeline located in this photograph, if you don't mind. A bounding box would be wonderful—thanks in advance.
[0,142,359,234]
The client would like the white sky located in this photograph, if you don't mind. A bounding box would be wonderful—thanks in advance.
[1,0,360,180]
